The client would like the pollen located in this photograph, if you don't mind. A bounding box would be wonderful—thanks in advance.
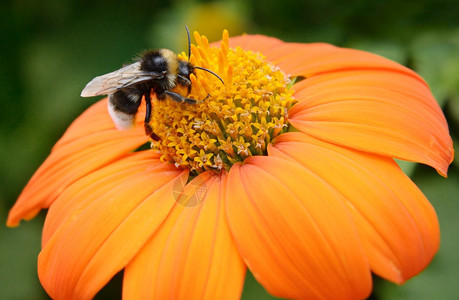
[149,30,296,174]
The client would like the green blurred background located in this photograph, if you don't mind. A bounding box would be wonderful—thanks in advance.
[1,0,458,299]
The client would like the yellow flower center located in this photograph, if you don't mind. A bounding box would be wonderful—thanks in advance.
[149,30,296,174]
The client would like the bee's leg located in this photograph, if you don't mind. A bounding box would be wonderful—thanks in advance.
[177,75,192,94]
[177,75,191,86]
[144,93,152,134]
[165,90,199,104]
[201,93,211,101]
[143,93,160,140]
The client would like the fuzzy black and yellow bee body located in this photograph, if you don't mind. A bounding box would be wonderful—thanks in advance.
[81,48,199,139]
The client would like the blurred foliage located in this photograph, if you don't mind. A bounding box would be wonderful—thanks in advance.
[0,0,457,299]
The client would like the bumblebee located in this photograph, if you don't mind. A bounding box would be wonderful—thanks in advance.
[80,28,222,140]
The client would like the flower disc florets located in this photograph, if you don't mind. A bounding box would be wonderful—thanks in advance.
[149,31,296,174]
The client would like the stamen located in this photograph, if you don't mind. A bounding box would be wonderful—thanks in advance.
[150,30,296,174]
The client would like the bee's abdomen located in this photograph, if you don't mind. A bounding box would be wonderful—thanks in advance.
[108,89,142,130]
[111,89,141,114]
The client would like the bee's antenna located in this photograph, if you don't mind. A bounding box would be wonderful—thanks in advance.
[185,25,191,59]
[194,66,225,84]
[185,26,224,84]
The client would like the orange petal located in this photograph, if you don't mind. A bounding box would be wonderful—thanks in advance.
[226,34,452,173]
[226,35,422,81]
[38,152,185,300]
[225,156,372,299]
[271,132,440,283]
[7,98,149,227]
[274,44,422,79]
[289,70,453,176]
[123,172,246,300]
[41,151,162,244]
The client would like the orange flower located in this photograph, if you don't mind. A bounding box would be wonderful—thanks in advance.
[8,31,454,299]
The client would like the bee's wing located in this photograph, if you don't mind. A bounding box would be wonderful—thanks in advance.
[81,62,163,97]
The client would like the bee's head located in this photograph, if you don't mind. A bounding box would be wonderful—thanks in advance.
[178,60,194,79]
